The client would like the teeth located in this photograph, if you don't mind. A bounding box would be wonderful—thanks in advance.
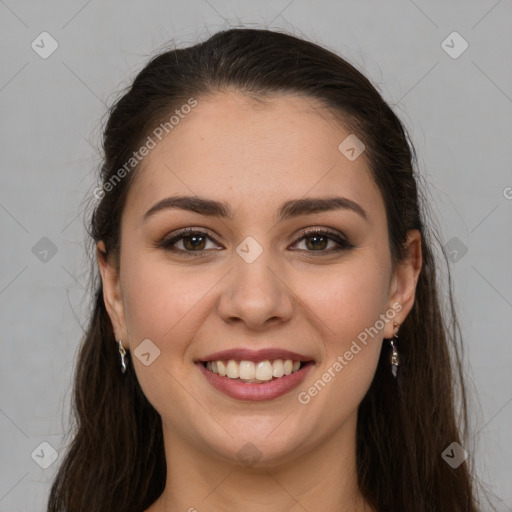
[226,360,240,379]
[205,358,304,382]
[255,361,273,381]
[272,359,284,378]
[217,360,227,376]
[239,361,256,380]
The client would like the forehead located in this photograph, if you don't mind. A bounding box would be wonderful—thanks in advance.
[123,91,383,224]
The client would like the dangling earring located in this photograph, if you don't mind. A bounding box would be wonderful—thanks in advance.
[389,321,400,378]
[118,339,127,374]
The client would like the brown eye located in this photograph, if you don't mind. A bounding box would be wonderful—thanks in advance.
[157,227,353,258]
[304,234,330,251]
[292,229,353,254]
[158,229,221,256]
[180,233,207,251]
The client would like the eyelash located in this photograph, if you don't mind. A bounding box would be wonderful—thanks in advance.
[156,227,354,258]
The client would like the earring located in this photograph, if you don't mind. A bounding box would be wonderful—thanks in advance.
[389,322,400,378]
[118,339,127,374]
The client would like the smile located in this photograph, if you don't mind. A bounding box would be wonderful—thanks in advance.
[196,351,315,401]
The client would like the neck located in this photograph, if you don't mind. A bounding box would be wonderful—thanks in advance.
[151,411,374,512]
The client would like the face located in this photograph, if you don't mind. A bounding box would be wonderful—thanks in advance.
[99,91,421,468]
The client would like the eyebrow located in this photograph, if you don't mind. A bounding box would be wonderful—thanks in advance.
[142,195,369,224]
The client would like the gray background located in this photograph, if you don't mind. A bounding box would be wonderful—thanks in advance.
[1,0,511,510]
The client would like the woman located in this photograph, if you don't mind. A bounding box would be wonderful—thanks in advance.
[48,27,484,511]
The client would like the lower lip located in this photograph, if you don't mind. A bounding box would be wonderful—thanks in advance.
[197,362,315,401]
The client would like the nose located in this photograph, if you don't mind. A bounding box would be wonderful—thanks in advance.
[216,247,294,331]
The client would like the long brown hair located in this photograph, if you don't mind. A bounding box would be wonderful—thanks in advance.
[48,27,488,511]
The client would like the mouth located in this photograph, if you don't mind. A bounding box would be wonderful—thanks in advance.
[195,349,315,401]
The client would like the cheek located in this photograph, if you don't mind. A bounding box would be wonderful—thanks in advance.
[295,253,390,403]
[251,253,390,446]
[303,254,391,347]
[120,256,211,417]
[121,255,211,345]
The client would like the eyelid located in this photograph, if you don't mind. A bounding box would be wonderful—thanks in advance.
[290,227,353,255]
[157,227,221,251]
[293,227,348,243]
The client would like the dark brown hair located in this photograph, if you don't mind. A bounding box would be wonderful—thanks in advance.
[48,27,488,512]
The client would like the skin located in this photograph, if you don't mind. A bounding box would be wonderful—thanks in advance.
[97,91,422,512]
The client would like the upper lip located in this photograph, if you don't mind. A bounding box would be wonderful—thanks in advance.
[197,348,314,363]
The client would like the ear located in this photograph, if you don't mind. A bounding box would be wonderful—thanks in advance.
[96,240,129,348]
[383,229,422,338]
